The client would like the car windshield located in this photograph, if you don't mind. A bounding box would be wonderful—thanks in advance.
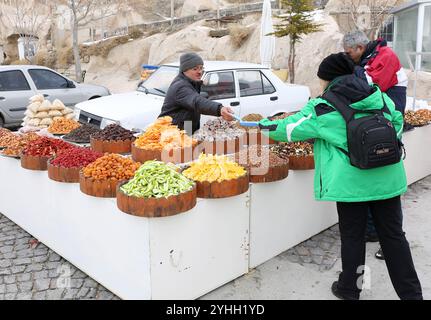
[137,65,179,96]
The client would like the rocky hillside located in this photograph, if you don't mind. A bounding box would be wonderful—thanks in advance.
[83,8,343,97]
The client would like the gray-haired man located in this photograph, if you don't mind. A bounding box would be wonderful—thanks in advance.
[343,30,408,115]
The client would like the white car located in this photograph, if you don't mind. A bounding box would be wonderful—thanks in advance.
[0,65,110,127]
[74,61,310,131]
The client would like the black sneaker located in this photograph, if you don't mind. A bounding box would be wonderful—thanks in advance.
[375,248,385,260]
[365,233,379,242]
[331,281,359,300]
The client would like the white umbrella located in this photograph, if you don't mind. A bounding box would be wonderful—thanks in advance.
[260,0,275,68]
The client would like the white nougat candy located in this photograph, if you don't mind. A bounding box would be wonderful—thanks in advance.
[28,102,41,113]
[52,99,66,111]
[29,94,44,104]
[38,100,52,112]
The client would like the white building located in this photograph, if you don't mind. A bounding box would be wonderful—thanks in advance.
[391,0,431,72]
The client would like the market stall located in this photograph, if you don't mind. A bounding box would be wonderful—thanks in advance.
[1,105,431,299]
[0,156,250,300]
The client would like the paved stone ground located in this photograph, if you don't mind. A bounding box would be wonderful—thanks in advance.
[280,225,341,272]
[0,217,119,300]
[1,176,429,300]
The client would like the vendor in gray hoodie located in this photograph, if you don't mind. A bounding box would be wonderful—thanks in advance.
[159,53,234,134]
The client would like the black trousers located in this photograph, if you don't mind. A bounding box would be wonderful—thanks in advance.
[336,196,422,300]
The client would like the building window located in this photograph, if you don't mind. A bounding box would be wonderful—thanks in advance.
[394,7,419,68]
[379,16,394,44]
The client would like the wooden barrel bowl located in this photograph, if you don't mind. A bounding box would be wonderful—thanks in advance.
[116,182,197,218]
[79,171,119,198]
[47,160,81,183]
[249,162,289,183]
[288,154,315,170]
[196,134,247,155]
[194,173,249,198]
[132,144,197,164]
[20,154,51,171]
[90,137,134,154]
[246,130,277,145]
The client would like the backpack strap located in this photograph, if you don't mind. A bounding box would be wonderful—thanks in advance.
[321,91,356,123]
[323,91,389,120]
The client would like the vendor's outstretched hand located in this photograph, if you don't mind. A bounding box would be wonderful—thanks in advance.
[221,106,235,121]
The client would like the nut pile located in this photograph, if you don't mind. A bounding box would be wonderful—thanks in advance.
[405,109,431,126]
[82,154,141,180]
[22,137,75,157]
[194,118,245,142]
[135,116,197,150]
[270,142,314,159]
[63,124,101,143]
[0,128,11,139]
[50,147,103,168]
[1,133,40,157]
[232,145,288,168]
[183,153,246,183]
[91,124,135,141]
[48,118,81,135]
[235,114,264,132]
[0,131,20,148]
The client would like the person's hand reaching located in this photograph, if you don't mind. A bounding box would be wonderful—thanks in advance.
[221,106,235,121]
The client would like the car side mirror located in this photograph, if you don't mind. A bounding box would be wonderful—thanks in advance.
[67,80,76,88]
[200,91,209,99]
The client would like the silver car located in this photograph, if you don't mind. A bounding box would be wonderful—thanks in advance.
[0,65,110,127]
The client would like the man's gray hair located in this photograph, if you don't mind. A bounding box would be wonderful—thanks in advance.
[343,30,370,49]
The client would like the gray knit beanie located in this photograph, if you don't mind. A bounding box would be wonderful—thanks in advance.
[180,53,204,72]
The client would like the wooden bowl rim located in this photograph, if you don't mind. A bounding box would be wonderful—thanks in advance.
[117,180,197,201]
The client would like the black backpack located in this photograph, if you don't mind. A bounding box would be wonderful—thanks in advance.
[322,91,404,169]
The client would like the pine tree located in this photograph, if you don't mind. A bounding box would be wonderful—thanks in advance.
[271,0,323,83]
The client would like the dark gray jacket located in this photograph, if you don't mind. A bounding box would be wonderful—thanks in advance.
[159,72,222,133]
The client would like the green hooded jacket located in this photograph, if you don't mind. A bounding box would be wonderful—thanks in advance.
[259,75,407,202]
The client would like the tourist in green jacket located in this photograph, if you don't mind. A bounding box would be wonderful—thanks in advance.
[259,52,422,300]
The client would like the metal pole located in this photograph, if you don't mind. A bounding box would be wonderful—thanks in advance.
[171,0,174,27]
[217,0,220,30]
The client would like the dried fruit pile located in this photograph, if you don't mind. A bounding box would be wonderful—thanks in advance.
[405,109,431,126]
[48,118,81,135]
[82,154,141,180]
[91,124,135,141]
[194,118,245,142]
[22,137,75,157]
[269,112,297,121]
[270,142,314,159]
[134,116,197,150]
[120,160,194,198]
[50,147,103,168]
[232,145,288,168]
[183,153,246,183]
[1,133,40,157]
[62,124,101,143]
